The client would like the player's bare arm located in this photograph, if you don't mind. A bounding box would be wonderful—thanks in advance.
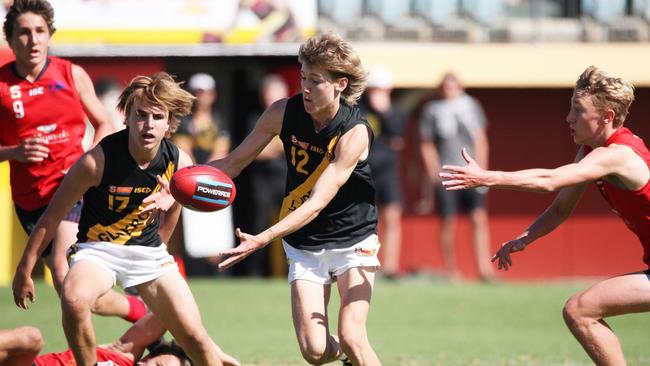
[105,313,167,360]
[441,144,640,192]
[218,124,370,271]
[492,182,588,270]
[209,98,286,178]
[71,64,116,145]
[12,146,104,309]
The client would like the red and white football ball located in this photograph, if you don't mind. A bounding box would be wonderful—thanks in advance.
[170,165,236,212]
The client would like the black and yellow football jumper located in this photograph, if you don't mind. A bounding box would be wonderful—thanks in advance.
[279,94,378,251]
[77,129,179,247]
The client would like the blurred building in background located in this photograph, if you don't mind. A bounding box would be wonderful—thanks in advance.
[1,0,649,284]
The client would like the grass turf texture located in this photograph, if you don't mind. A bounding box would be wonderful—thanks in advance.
[1,278,650,365]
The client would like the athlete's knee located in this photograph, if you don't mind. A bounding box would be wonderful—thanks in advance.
[15,326,44,354]
[338,326,367,361]
[173,325,212,352]
[60,287,93,317]
[563,293,596,329]
[300,349,329,365]
[297,338,329,365]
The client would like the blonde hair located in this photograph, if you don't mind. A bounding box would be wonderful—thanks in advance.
[117,73,195,137]
[575,66,634,128]
[298,34,367,105]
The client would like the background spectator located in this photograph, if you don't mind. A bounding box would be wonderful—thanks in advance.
[172,72,234,276]
[360,65,405,278]
[418,72,493,281]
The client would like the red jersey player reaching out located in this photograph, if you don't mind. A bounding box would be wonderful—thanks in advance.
[440,65,650,366]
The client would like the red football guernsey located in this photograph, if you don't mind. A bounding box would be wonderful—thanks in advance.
[33,347,133,366]
[0,57,86,210]
[587,127,650,266]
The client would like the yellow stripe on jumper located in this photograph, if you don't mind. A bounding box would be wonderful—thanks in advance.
[85,162,175,244]
[278,133,341,220]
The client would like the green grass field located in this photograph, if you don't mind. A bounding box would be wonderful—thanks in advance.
[1,278,650,365]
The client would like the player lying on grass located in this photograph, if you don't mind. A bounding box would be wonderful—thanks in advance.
[0,313,240,366]
[440,65,650,366]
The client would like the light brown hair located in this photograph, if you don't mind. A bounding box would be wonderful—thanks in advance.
[117,73,195,137]
[3,0,56,41]
[298,34,367,105]
[575,65,634,128]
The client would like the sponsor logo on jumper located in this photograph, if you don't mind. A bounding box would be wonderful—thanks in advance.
[291,134,310,150]
[34,123,70,144]
[48,80,66,92]
[109,186,133,195]
[192,178,232,205]
[29,86,44,96]
[37,123,57,134]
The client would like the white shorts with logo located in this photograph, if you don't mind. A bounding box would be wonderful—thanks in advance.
[69,242,178,288]
[283,234,381,285]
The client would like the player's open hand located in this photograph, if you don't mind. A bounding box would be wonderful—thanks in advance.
[12,271,35,310]
[142,175,175,213]
[491,238,527,271]
[217,228,267,271]
[439,148,488,190]
[13,136,49,163]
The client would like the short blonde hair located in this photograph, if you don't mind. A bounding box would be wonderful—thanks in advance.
[575,66,634,128]
[298,34,367,106]
[117,73,195,137]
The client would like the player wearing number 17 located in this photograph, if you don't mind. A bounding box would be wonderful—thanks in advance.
[12,72,233,366]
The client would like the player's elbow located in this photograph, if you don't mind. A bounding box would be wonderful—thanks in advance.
[536,177,565,193]
[537,183,558,193]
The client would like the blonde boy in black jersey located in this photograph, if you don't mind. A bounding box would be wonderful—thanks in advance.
[12,73,234,366]
[148,35,382,366]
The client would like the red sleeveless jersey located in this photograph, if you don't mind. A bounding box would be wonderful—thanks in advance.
[587,127,650,266]
[0,57,86,210]
[33,347,133,366]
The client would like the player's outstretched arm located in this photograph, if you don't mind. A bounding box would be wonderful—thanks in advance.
[491,180,587,270]
[218,124,369,271]
[441,145,627,192]
[12,148,103,309]
[208,99,285,178]
[72,64,116,146]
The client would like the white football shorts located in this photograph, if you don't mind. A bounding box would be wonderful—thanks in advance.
[283,234,381,285]
[69,242,178,288]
